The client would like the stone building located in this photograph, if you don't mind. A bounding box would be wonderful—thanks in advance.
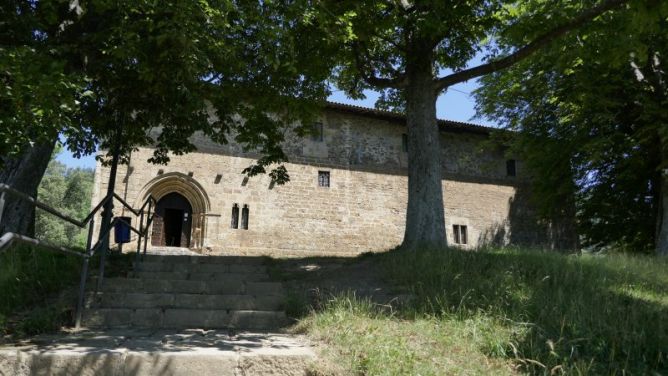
[92,102,562,257]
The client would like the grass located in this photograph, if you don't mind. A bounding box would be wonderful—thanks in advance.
[0,245,83,336]
[295,248,668,375]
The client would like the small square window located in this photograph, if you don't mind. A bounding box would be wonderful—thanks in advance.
[506,159,516,177]
[453,225,468,245]
[401,133,408,153]
[318,171,330,187]
[311,122,324,142]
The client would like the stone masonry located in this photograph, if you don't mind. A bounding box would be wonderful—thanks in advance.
[92,102,560,257]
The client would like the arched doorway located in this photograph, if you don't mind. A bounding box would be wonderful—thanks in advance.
[152,192,193,247]
[137,172,211,249]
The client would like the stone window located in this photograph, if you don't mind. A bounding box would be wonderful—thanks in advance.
[231,204,239,229]
[318,171,330,187]
[311,122,324,142]
[241,205,249,230]
[402,133,408,152]
[506,159,516,177]
[453,224,468,245]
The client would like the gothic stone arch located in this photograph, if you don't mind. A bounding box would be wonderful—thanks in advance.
[136,172,211,249]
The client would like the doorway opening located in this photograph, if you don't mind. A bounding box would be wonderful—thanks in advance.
[164,208,184,246]
[151,192,193,247]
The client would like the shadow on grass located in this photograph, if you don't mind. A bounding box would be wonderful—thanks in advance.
[278,248,667,374]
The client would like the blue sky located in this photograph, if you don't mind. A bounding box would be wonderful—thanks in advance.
[57,79,494,169]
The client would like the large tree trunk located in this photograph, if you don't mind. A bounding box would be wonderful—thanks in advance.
[658,170,668,256]
[401,53,447,250]
[0,140,56,237]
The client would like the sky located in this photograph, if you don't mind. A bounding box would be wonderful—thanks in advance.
[56,78,494,170]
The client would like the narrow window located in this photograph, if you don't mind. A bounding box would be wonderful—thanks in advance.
[231,204,239,229]
[318,171,330,187]
[311,122,324,142]
[453,225,468,245]
[506,159,516,177]
[241,205,249,230]
[402,133,408,152]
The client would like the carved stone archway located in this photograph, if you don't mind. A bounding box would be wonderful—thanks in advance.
[136,172,211,249]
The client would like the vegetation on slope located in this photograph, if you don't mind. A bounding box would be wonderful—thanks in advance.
[0,245,82,337]
[296,248,668,375]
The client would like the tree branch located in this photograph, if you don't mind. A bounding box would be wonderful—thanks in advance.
[435,0,629,91]
[352,42,407,89]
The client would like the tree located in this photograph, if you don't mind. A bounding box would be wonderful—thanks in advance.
[35,147,95,247]
[302,0,631,250]
[1,1,329,241]
[0,1,85,236]
[474,2,668,254]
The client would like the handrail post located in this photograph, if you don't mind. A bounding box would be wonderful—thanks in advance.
[143,199,153,259]
[136,209,144,264]
[75,219,95,329]
[97,219,111,293]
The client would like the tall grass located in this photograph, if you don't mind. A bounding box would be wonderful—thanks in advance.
[0,245,82,336]
[300,248,668,375]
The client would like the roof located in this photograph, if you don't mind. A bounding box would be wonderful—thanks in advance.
[324,101,497,135]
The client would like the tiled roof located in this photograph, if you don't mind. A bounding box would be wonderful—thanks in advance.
[325,101,497,135]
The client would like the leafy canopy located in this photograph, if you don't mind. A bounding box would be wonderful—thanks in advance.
[2,0,331,183]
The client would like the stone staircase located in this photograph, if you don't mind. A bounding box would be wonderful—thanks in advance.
[83,255,289,330]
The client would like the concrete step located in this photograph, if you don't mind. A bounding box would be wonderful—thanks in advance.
[140,255,269,265]
[127,271,270,282]
[87,292,284,311]
[0,330,315,376]
[94,278,284,296]
[83,308,289,330]
[133,261,268,274]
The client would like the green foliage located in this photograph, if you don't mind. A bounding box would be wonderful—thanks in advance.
[35,148,94,248]
[2,0,331,182]
[300,248,668,375]
[0,245,82,335]
[474,2,668,252]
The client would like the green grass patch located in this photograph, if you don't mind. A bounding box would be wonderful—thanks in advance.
[298,248,668,375]
[0,244,83,336]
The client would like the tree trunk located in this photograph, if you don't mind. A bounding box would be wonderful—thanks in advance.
[658,175,668,256]
[657,152,668,256]
[401,55,447,250]
[0,140,56,237]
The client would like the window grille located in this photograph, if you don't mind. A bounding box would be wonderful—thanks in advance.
[318,171,330,187]
[453,225,468,245]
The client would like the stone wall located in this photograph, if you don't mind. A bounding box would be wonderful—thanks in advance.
[92,106,556,257]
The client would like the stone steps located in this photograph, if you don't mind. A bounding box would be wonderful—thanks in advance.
[82,255,287,331]
[83,308,288,330]
[87,292,284,311]
[94,278,283,295]
[140,255,269,265]
[128,271,270,281]
[133,261,268,273]
[0,330,315,376]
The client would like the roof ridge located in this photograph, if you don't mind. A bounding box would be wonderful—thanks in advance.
[324,101,496,134]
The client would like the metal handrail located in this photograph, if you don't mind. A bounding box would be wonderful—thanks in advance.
[0,183,156,329]
[0,232,88,258]
[0,184,111,229]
